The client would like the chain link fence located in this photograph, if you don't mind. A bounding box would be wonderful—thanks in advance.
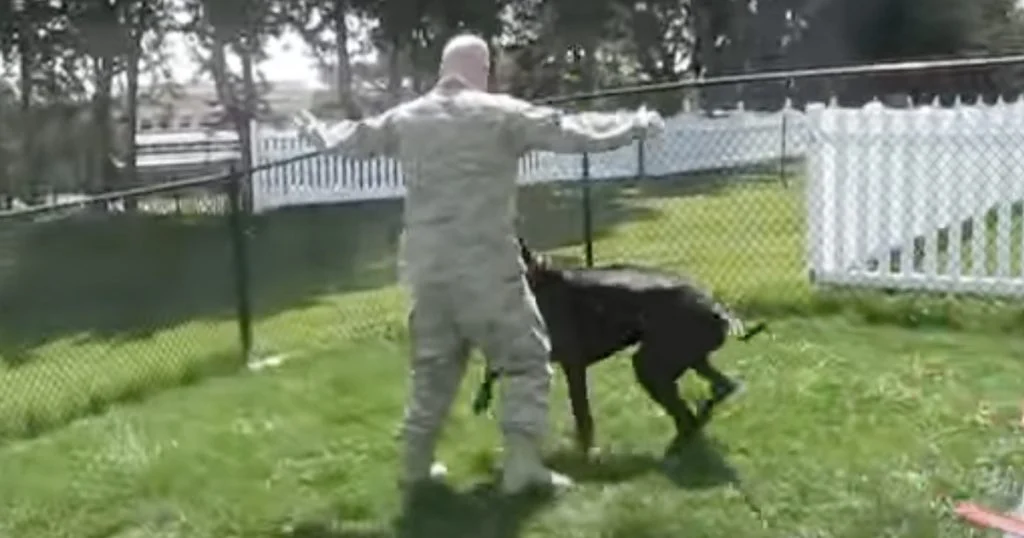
[529,59,1024,333]
[516,96,805,313]
[4,56,1024,447]
[0,174,249,441]
[247,194,408,359]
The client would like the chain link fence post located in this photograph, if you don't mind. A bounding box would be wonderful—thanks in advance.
[227,164,253,363]
[779,106,790,189]
[638,137,646,181]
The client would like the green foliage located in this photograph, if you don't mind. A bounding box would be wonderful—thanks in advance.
[848,0,1024,60]
[2,0,1024,197]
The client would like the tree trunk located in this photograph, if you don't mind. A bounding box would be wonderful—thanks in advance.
[409,41,422,93]
[691,0,719,111]
[387,35,403,106]
[18,16,35,204]
[239,35,257,213]
[332,0,358,117]
[124,32,142,210]
[581,35,598,92]
[92,56,117,194]
[208,35,254,211]
[0,77,9,209]
[551,40,567,95]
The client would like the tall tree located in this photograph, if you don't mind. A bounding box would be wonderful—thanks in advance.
[16,0,37,201]
[284,0,376,118]
[0,79,13,209]
[70,0,131,193]
[122,0,170,191]
[7,0,73,202]
[183,0,286,208]
[0,0,15,208]
[328,0,358,113]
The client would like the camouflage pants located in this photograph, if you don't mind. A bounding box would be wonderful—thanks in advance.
[400,272,553,446]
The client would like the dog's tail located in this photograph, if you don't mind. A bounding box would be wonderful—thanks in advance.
[736,320,767,341]
[717,304,767,342]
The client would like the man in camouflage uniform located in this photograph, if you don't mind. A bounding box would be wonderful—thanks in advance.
[295,33,663,495]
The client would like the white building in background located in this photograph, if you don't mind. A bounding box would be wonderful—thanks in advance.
[134,78,321,132]
[130,79,321,182]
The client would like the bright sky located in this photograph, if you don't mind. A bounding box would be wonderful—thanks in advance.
[164,31,327,88]
[0,30,332,92]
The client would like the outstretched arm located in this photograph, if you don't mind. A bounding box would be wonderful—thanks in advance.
[293,110,398,159]
[505,99,664,155]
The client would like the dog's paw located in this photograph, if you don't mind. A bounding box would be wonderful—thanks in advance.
[697,382,746,424]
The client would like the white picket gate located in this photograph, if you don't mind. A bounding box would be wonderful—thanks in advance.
[806,98,1024,297]
[248,109,804,213]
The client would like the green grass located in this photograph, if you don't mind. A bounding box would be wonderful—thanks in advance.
[3,168,1024,536]
[2,317,1023,538]
[2,168,1023,445]
[0,200,408,441]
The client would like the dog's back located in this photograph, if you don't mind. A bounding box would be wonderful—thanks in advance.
[562,264,725,325]
[573,263,764,341]
[562,264,682,291]
[530,262,730,362]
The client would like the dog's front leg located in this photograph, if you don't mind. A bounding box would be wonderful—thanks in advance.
[563,362,596,457]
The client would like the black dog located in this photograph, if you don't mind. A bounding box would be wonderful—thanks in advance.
[472,238,766,456]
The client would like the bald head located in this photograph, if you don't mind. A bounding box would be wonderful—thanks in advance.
[438,34,490,91]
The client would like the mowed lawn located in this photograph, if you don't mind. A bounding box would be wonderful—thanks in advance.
[3,318,1024,538]
[2,171,1024,536]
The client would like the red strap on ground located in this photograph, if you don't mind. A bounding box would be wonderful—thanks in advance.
[955,502,1024,535]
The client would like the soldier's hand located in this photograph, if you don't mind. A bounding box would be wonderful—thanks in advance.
[292,110,324,145]
[636,105,665,139]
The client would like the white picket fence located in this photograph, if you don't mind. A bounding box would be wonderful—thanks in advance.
[249,108,806,213]
[806,97,1024,297]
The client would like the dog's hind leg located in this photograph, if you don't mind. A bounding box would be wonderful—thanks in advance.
[692,356,742,424]
[631,347,699,454]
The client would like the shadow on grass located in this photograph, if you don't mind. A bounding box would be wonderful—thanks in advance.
[0,201,402,366]
[273,435,740,538]
[545,432,740,490]
[622,168,790,201]
[276,483,553,538]
[0,178,685,365]
[516,172,749,262]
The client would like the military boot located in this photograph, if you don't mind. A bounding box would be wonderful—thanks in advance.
[499,432,573,495]
[399,431,449,496]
